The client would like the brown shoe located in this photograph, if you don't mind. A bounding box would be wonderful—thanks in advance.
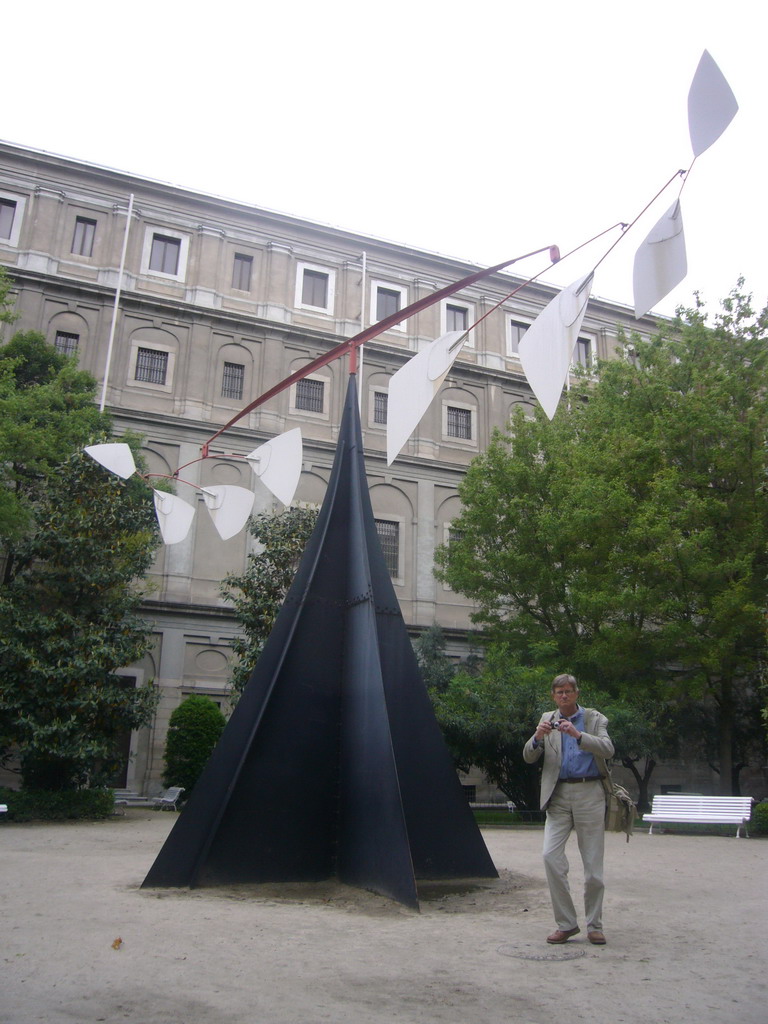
[546,927,580,944]
[587,930,606,945]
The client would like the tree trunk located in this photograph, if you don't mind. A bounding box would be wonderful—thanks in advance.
[621,756,656,814]
[717,678,735,795]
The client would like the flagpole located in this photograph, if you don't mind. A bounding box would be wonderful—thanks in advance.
[99,193,134,412]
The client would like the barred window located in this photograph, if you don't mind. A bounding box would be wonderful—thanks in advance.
[373,390,388,425]
[149,234,181,275]
[135,347,168,385]
[295,377,324,413]
[374,519,399,578]
[54,331,79,356]
[71,217,96,257]
[221,361,244,400]
[446,406,472,440]
[462,785,477,803]
[301,269,329,309]
[232,253,253,291]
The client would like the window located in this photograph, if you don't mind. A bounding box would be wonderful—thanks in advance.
[302,269,328,308]
[373,390,388,425]
[149,234,181,275]
[507,319,529,356]
[0,199,17,240]
[221,362,244,400]
[446,304,468,332]
[135,347,168,385]
[575,336,592,367]
[71,217,96,257]
[375,519,400,578]
[54,331,79,356]
[295,263,335,313]
[370,280,408,332]
[0,192,25,246]
[446,405,472,440]
[448,526,465,546]
[232,253,253,292]
[462,785,477,803]
[141,228,189,280]
[376,286,401,321]
[295,377,325,413]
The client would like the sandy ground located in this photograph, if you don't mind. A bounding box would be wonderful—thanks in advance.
[2,810,766,1024]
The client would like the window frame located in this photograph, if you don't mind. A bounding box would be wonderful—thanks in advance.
[289,373,329,419]
[231,252,253,292]
[370,280,408,333]
[506,316,530,358]
[221,361,245,401]
[141,227,190,282]
[0,191,26,247]
[71,216,97,258]
[368,386,389,429]
[127,340,176,393]
[442,400,477,446]
[574,334,595,369]
[374,516,404,583]
[295,261,336,314]
[54,331,80,356]
[441,299,475,347]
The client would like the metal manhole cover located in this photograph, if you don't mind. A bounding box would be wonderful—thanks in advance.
[497,944,587,961]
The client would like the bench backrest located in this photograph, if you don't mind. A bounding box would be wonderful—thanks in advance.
[649,795,752,816]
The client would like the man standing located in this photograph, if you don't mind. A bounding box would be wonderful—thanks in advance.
[523,674,614,945]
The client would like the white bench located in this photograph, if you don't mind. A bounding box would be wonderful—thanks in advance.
[643,795,753,838]
[151,786,184,810]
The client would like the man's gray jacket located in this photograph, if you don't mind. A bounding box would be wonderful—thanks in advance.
[523,708,615,810]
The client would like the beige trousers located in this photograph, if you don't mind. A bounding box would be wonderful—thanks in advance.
[542,780,606,931]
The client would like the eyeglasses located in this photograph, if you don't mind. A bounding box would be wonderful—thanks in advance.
[554,690,576,697]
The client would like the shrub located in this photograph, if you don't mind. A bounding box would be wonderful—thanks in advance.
[0,787,114,821]
[162,695,226,798]
[751,801,768,836]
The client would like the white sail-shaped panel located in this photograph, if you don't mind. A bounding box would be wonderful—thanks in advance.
[633,200,687,319]
[386,331,467,465]
[153,491,196,545]
[246,428,302,507]
[688,50,738,158]
[201,485,255,541]
[84,442,137,480]
[518,274,593,420]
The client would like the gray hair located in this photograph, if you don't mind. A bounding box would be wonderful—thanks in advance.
[551,673,579,692]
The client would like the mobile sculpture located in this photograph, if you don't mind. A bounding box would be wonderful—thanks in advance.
[86,52,736,908]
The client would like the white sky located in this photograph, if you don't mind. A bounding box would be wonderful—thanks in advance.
[4,0,766,319]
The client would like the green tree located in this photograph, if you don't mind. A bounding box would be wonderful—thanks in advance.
[221,505,319,695]
[162,695,226,798]
[0,263,19,329]
[429,647,553,809]
[0,330,105,564]
[0,443,160,790]
[602,698,682,813]
[436,287,768,794]
[413,624,456,692]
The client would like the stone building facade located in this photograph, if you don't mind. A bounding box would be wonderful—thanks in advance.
[0,141,654,795]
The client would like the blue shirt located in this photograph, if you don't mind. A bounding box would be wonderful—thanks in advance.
[558,706,600,780]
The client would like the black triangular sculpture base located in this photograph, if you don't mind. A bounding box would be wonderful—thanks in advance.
[142,374,497,908]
